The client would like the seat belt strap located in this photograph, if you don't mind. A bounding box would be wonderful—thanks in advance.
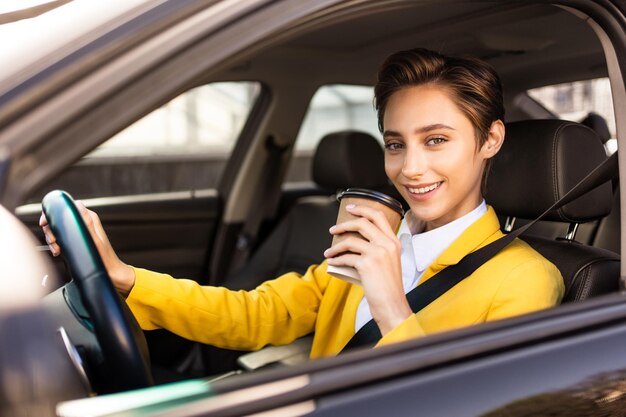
[341,151,618,353]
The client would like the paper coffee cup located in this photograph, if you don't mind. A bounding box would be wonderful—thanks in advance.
[326,188,404,284]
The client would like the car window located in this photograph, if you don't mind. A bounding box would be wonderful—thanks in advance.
[286,84,381,182]
[528,78,617,153]
[32,82,261,201]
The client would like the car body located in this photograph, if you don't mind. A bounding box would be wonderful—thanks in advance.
[1,0,626,416]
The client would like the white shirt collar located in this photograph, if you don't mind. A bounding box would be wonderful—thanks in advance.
[398,200,488,273]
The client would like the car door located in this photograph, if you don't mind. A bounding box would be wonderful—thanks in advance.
[15,81,264,285]
[0,0,338,376]
[11,81,267,372]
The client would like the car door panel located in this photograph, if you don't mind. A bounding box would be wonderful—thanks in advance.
[17,190,220,283]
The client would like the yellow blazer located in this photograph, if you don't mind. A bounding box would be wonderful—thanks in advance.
[126,206,564,358]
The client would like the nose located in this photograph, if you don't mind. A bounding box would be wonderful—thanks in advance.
[401,145,428,179]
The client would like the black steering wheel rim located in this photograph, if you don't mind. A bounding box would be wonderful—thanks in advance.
[42,190,153,392]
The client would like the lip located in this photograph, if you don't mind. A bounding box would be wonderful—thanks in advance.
[404,181,443,201]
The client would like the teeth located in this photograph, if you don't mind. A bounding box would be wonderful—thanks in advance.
[409,182,440,194]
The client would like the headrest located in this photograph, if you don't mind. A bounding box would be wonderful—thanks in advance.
[580,112,611,143]
[312,130,389,191]
[486,120,613,223]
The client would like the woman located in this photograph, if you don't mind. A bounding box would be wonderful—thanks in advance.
[41,48,564,358]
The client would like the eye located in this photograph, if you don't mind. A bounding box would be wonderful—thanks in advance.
[426,136,447,146]
[384,142,404,151]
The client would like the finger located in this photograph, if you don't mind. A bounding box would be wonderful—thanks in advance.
[42,227,60,256]
[75,201,95,230]
[48,242,61,257]
[39,212,48,227]
[44,230,56,246]
[40,223,59,254]
[329,236,399,263]
[75,201,107,244]
[331,216,393,244]
[345,204,398,239]
[89,208,113,247]
[326,252,363,269]
[41,223,54,239]
[75,202,120,268]
[326,251,385,275]
[324,236,370,258]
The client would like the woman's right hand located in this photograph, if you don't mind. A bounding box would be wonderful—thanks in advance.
[39,201,136,296]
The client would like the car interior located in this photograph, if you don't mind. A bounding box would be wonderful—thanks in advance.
[3,0,625,414]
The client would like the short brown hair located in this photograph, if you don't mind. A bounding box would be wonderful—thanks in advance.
[374,48,505,194]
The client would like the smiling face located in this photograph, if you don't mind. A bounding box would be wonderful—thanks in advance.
[383,84,503,231]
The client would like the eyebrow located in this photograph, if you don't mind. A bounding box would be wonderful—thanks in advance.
[383,123,455,138]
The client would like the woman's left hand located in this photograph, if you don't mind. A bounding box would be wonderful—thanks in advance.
[324,204,413,335]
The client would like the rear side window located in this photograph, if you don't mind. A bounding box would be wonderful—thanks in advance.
[87,82,260,158]
[287,84,380,182]
[528,78,617,153]
[32,82,261,200]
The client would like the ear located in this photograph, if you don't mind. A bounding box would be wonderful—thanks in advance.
[480,119,505,158]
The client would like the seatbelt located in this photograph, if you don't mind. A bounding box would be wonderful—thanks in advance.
[228,135,289,276]
[341,151,618,352]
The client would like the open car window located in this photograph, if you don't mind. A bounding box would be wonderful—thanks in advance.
[88,82,260,159]
[29,81,261,201]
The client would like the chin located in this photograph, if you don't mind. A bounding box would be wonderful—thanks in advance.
[408,207,444,224]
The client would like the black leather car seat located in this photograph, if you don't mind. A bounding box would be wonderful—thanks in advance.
[486,120,620,302]
[514,113,620,252]
[225,130,392,290]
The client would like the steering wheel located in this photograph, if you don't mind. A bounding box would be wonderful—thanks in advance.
[42,190,153,392]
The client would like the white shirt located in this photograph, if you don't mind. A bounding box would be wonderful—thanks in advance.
[354,200,488,332]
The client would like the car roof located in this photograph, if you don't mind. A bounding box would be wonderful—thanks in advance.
[0,1,607,102]
[0,0,156,95]
[218,2,605,96]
